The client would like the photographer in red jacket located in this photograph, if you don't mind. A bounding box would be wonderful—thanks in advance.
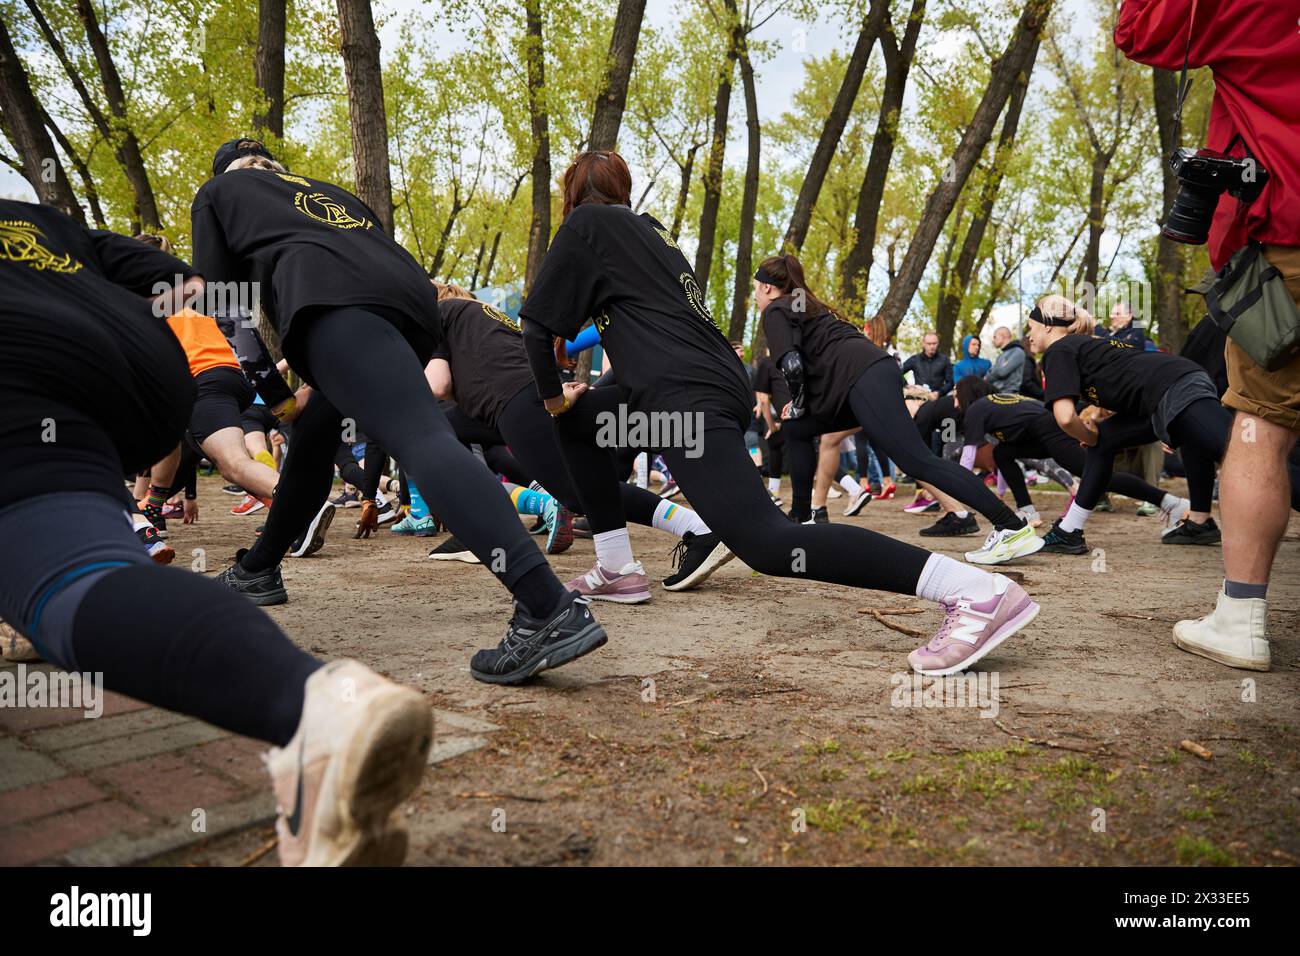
[1116,0,1300,671]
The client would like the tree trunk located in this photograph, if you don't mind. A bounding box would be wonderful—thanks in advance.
[0,18,83,220]
[1152,66,1187,351]
[42,106,105,226]
[74,0,161,229]
[428,186,465,279]
[588,0,646,151]
[336,0,394,234]
[934,36,1037,353]
[693,0,739,295]
[1082,151,1108,293]
[728,36,761,341]
[875,0,1054,337]
[783,1,888,252]
[254,0,287,140]
[670,142,701,241]
[838,0,927,310]
[523,0,552,292]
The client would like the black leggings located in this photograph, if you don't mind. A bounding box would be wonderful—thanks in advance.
[992,413,1167,510]
[0,489,318,747]
[243,307,562,614]
[788,362,1023,527]
[333,442,367,489]
[495,388,664,532]
[762,429,786,480]
[1077,399,1225,513]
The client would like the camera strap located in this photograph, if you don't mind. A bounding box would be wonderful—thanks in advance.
[1170,0,1199,149]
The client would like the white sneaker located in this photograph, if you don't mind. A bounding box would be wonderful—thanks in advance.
[1173,589,1270,671]
[1159,497,1191,536]
[964,524,1044,565]
[843,487,871,516]
[265,660,433,866]
[827,486,843,499]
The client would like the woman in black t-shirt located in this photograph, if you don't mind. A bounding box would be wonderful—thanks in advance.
[520,151,1042,677]
[192,140,604,685]
[757,254,1041,566]
[426,284,734,594]
[1031,294,1299,551]
[957,391,1183,547]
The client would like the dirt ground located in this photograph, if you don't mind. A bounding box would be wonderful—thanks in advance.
[161,473,1299,867]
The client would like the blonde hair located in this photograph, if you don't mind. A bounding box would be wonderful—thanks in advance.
[133,233,174,254]
[1035,294,1095,336]
[433,282,475,302]
[225,154,287,174]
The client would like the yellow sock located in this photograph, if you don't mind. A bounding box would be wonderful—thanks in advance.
[255,450,277,471]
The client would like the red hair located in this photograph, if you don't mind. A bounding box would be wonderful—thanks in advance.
[562,151,632,218]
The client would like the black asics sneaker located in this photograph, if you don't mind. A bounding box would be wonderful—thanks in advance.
[469,593,608,685]
[662,531,736,591]
[919,512,980,537]
[216,548,288,605]
[804,506,829,525]
[1162,516,1222,545]
[1040,518,1088,555]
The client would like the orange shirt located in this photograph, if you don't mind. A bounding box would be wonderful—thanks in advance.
[165,308,239,378]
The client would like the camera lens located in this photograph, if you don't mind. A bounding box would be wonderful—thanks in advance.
[1162,181,1220,244]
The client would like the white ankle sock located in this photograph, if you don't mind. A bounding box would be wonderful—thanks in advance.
[1160,493,1180,511]
[954,510,969,519]
[839,475,862,496]
[915,553,1003,604]
[1060,502,1092,533]
[593,528,635,572]
[767,477,781,494]
[653,499,709,538]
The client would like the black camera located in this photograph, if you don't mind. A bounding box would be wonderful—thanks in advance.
[1163,143,1269,245]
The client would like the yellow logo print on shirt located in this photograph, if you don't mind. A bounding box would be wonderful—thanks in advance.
[679,272,713,324]
[293,191,371,229]
[277,173,312,187]
[482,303,520,333]
[655,226,680,252]
[0,220,82,274]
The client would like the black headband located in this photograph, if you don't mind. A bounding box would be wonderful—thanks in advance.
[754,266,782,285]
[212,138,275,177]
[1028,305,1074,328]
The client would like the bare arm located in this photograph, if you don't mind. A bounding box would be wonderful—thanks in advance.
[1053,397,1098,446]
[426,358,454,400]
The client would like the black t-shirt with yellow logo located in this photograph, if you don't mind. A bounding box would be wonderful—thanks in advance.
[431,297,534,427]
[0,200,196,503]
[1041,333,1200,418]
[519,203,753,430]
[961,393,1047,446]
[191,169,441,366]
[761,299,891,423]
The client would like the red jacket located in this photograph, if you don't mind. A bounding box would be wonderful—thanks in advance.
[1115,0,1300,269]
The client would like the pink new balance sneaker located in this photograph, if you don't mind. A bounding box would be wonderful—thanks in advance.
[564,561,652,604]
[907,575,1039,676]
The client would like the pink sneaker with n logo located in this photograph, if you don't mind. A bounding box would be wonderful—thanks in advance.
[907,575,1038,676]
[565,561,651,604]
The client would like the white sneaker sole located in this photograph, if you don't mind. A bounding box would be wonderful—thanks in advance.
[577,589,652,604]
[843,493,870,517]
[290,504,335,558]
[1172,624,1270,671]
[429,551,480,563]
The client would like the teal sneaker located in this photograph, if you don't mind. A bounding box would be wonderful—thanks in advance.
[543,497,574,555]
[391,513,441,537]
[1136,501,1159,517]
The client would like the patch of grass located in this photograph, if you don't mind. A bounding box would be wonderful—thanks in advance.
[884,749,915,762]
[819,766,847,783]
[804,799,869,834]
[1179,806,1214,821]
[1236,749,1274,772]
[900,774,942,794]
[1013,817,1044,832]
[950,815,969,832]
[1175,835,1235,867]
